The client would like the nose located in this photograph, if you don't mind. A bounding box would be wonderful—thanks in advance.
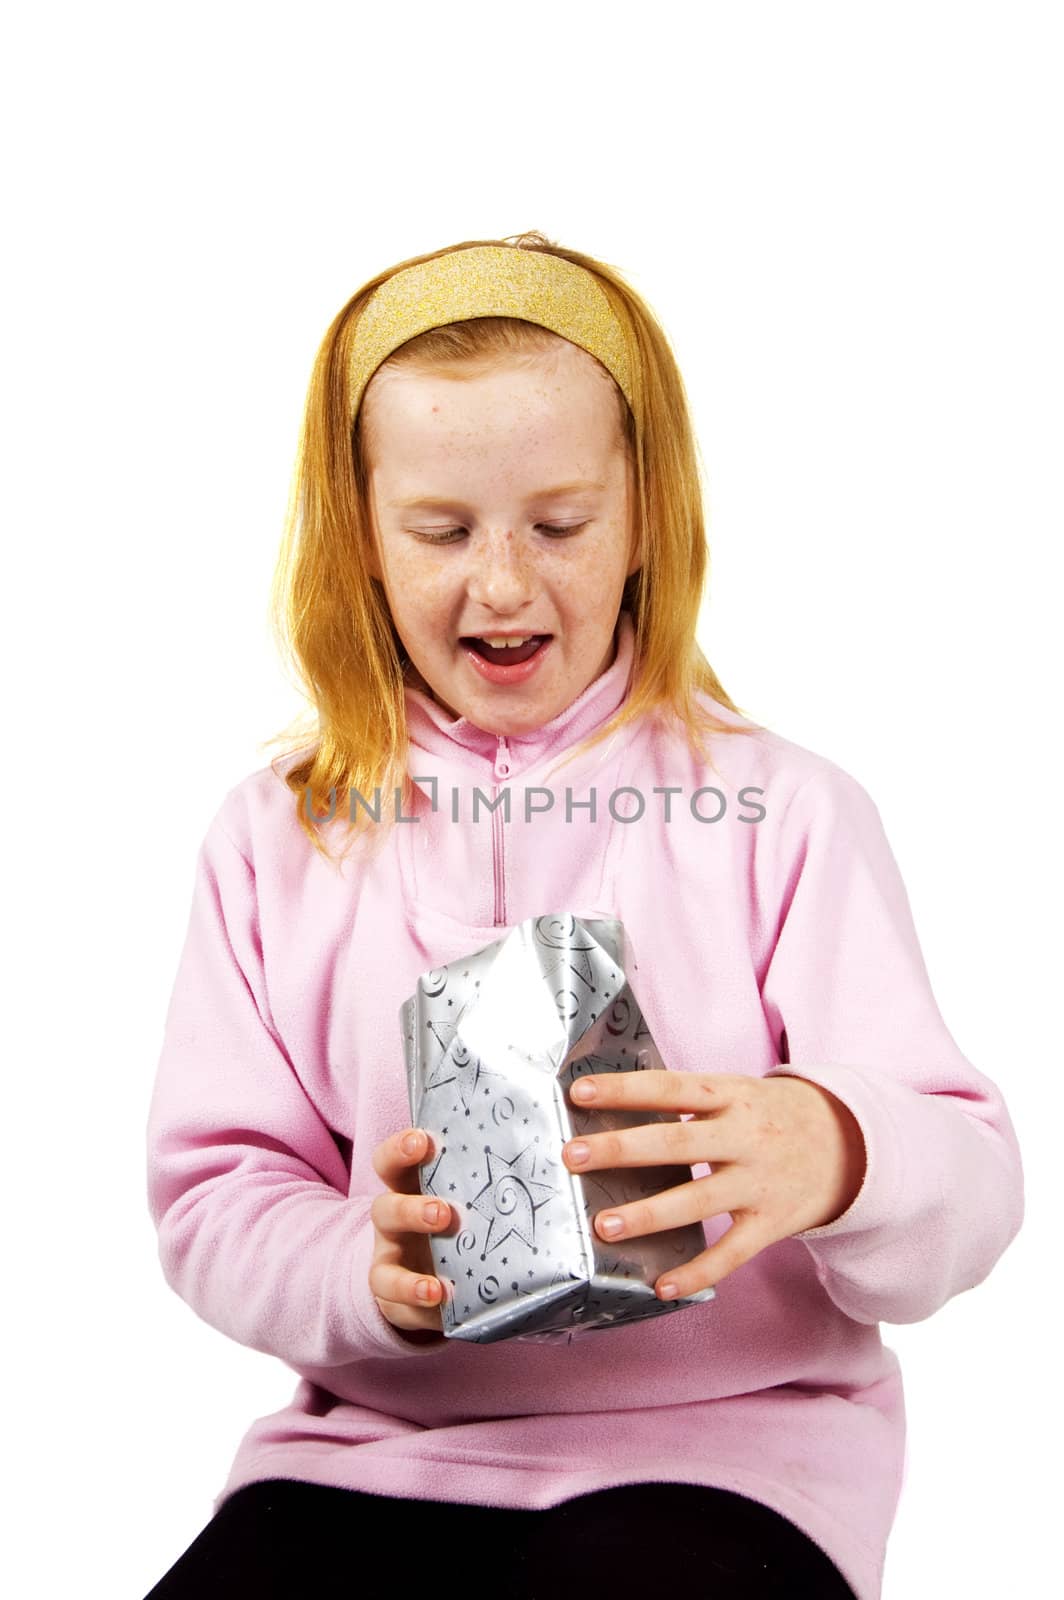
[464,527,539,614]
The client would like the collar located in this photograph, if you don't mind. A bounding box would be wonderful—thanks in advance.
[403,609,636,770]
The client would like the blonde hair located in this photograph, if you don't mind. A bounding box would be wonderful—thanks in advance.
[263,231,763,864]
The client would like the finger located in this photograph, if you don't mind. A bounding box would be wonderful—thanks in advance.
[372,1127,435,1192]
[651,1214,770,1301]
[569,1069,742,1114]
[588,1172,732,1245]
[371,1189,453,1241]
[373,1292,445,1333]
[563,1113,718,1173]
[369,1258,447,1315]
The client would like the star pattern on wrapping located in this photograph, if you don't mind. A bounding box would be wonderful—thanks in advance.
[422,1029,510,1113]
[468,1144,560,1255]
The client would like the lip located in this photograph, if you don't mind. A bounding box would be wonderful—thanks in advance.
[459,633,554,687]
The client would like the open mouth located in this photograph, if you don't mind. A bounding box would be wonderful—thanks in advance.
[460,634,552,666]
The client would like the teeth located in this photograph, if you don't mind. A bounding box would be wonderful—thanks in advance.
[479,635,536,649]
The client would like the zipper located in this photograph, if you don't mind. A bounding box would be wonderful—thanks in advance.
[492,735,511,925]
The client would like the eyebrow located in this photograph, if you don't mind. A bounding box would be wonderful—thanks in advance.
[388,479,607,510]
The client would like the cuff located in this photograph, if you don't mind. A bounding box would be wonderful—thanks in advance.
[761,1062,905,1243]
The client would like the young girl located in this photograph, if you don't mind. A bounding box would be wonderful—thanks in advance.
[143,233,1024,1599]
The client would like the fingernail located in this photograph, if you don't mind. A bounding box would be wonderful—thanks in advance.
[402,1131,422,1156]
[566,1141,590,1165]
[424,1202,441,1224]
[416,1279,436,1301]
[659,1281,679,1300]
[571,1080,595,1101]
[599,1213,624,1237]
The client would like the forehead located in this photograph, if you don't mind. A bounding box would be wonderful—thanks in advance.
[363,345,623,483]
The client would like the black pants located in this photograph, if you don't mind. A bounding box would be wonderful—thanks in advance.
[143,1477,858,1598]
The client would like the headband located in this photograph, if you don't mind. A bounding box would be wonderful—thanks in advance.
[347,244,634,424]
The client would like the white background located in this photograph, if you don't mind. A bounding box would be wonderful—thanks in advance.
[2,2,1058,1595]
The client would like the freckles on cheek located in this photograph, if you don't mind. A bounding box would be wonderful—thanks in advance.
[384,555,453,626]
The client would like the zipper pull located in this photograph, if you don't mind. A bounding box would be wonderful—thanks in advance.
[494,735,512,781]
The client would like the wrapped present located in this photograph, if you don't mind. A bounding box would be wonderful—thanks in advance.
[400,912,717,1344]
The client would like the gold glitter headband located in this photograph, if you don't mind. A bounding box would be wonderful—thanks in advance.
[347,244,634,424]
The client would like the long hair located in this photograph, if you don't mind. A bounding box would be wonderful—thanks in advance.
[263,231,763,864]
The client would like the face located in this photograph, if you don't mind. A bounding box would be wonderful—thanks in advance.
[362,338,642,736]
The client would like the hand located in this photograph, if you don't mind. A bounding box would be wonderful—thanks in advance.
[369,1127,453,1339]
[562,1071,868,1300]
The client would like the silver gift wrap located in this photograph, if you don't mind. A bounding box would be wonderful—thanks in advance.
[399,913,717,1344]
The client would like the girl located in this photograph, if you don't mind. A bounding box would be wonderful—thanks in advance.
[143,233,1024,1599]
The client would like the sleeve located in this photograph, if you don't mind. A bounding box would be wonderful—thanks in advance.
[757,766,1025,1326]
[145,808,443,1363]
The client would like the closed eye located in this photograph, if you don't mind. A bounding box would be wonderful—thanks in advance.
[409,522,589,546]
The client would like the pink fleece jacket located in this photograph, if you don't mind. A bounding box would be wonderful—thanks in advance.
[145,609,1024,1599]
